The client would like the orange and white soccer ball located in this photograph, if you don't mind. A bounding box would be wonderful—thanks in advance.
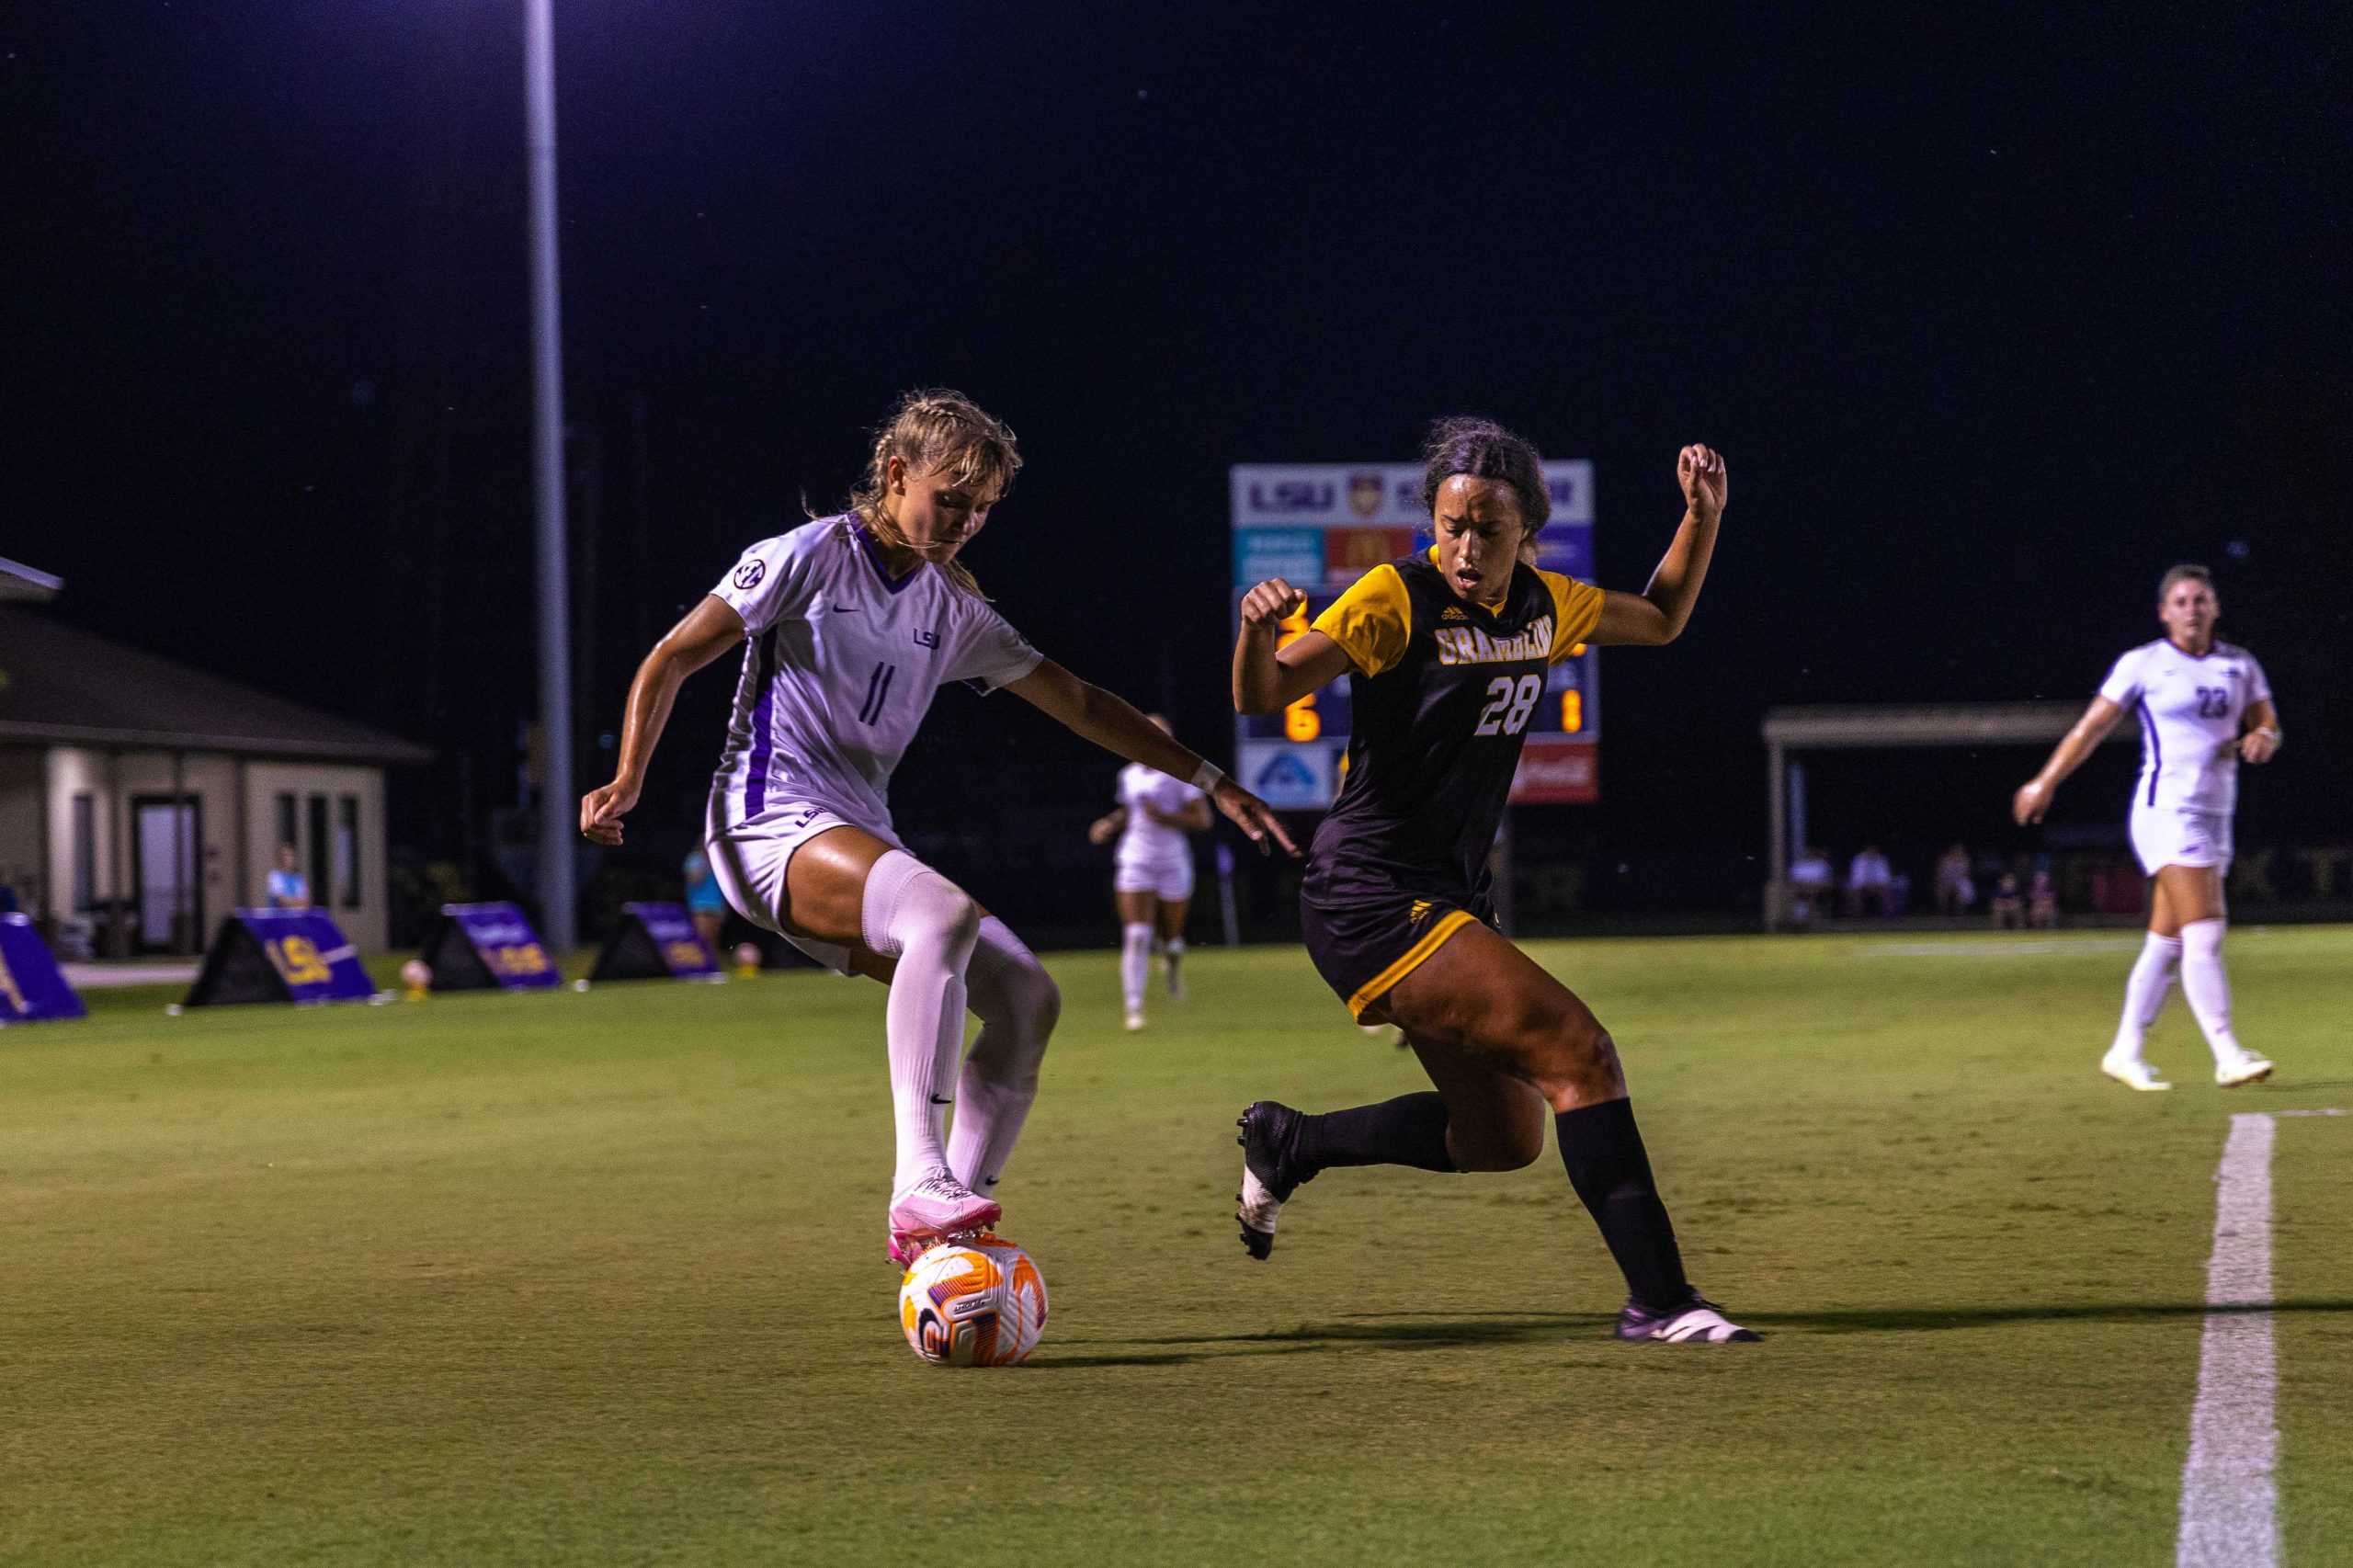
[897,1234,1049,1367]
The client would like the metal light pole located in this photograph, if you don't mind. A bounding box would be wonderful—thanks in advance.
[524,0,576,951]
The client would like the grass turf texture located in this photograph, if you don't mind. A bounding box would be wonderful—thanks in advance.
[5,929,2349,1567]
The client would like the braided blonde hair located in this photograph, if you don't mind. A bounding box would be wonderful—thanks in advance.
[844,388,1021,599]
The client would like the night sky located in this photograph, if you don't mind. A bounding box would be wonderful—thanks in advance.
[7,5,2347,923]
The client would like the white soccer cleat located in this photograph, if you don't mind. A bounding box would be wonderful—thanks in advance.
[1124,1008,1146,1032]
[2100,1052,2172,1092]
[887,1169,1002,1266]
[1615,1296,1761,1344]
[2214,1051,2275,1088]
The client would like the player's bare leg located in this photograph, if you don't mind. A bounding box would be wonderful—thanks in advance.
[786,827,1001,1261]
[2149,862,2270,1086]
[1381,923,1757,1343]
[1155,894,1190,1001]
[1405,1038,1546,1172]
[1115,889,1156,1030]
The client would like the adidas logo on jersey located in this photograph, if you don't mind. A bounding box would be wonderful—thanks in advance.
[1440,606,1469,622]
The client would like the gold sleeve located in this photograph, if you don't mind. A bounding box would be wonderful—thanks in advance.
[1310,563,1413,677]
[1540,571,1605,663]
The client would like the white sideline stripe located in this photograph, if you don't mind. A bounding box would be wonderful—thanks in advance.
[2177,1112,2279,1568]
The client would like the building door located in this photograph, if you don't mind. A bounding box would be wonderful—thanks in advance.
[131,795,204,953]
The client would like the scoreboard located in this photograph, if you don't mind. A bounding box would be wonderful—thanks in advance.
[1232,460,1598,810]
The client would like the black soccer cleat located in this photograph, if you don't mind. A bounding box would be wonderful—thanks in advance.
[1234,1100,1313,1261]
[1614,1293,1762,1345]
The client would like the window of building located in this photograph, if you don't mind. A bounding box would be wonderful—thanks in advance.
[335,796,360,907]
[73,793,97,911]
[307,794,329,917]
[276,792,298,850]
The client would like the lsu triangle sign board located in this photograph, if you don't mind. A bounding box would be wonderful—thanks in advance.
[415,903,561,992]
[185,909,376,1007]
[0,913,86,1025]
[1231,461,1599,808]
[589,902,722,983]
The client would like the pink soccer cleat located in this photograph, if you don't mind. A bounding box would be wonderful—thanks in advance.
[887,1170,1003,1266]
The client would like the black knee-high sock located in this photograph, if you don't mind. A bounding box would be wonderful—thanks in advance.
[1294,1093,1457,1175]
[1556,1098,1689,1312]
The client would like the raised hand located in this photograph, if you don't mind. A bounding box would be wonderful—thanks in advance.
[1240,576,1308,631]
[1211,778,1301,858]
[1677,444,1728,519]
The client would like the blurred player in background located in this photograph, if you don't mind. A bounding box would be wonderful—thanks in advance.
[583,390,1295,1265]
[1229,418,1756,1346]
[682,846,725,955]
[1086,716,1211,1031]
[2014,564,2280,1091]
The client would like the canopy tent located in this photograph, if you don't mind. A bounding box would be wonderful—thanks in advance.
[1759,702,2132,928]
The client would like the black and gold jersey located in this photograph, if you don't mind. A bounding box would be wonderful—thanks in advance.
[1301,549,1603,911]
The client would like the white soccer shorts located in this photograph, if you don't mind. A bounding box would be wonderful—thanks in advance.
[2129,801,2234,877]
[704,796,904,974]
[1113,858,1195,901]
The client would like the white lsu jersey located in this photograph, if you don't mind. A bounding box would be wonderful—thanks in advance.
[2097,639,2271,815]
[1114,763,1204,871]
[707,516,1043,835]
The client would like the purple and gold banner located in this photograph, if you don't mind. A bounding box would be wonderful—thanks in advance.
[186,909,375,1007]
[0,914,86,1026]
[436,903,561,991]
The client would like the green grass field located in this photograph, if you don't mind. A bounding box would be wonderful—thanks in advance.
[5,928,2349,1567]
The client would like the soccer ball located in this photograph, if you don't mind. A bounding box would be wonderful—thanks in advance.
[897,1235,1049,1367]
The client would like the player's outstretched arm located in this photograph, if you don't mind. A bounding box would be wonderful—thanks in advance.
[579,596,746,846]
[1007,661,1300,858]
[1591,444,1727,647]
[2012,696,2125,824]
[1232,576,1355,713]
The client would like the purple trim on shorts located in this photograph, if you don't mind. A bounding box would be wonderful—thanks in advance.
[2137,701,2161,806]
[745,629,777,815]
[853,523,920,596]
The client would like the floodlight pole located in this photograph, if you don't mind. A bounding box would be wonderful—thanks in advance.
[524,0,576,952]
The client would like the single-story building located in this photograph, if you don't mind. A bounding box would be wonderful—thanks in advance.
[0,564,430,955]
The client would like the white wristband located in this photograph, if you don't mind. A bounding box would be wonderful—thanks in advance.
[1189,760,1226,793]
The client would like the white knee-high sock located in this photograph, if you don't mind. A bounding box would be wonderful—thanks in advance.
[1162,937,1185,989]
[860,852,982,1195]
[2178,917,2243,1061]
[1120,922,1152,1013]
[949,917,1059,1196]
[2110,932,2182,1061]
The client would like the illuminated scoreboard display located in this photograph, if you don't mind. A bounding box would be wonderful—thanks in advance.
[1232,460,1598,810]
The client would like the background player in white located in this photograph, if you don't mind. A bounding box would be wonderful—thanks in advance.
[1086,715,1211,1031]
[581,391,1296,1263]
[2013,564,2281,1090]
